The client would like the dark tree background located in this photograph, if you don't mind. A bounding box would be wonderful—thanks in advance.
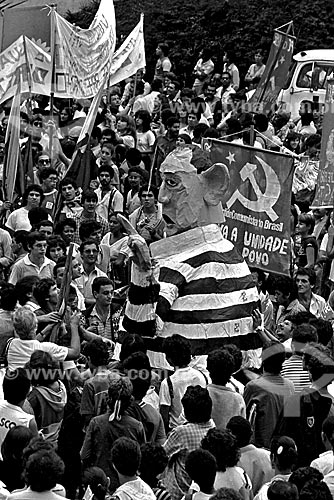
[67,0,334,85]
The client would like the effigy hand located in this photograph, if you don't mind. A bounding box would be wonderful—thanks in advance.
[117,214,152,271]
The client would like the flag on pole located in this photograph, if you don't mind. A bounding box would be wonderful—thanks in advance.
[0,35,51,105]
[203,138,295,276]
[61,79,107,191]
[3,76,22,202]
[107,15,146,88]
[249,22,296,115]
[52,0,116,99]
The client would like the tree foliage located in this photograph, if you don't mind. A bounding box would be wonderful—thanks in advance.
[67,0,334,84]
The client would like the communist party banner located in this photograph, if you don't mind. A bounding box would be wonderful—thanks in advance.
[52,0,116,99]
[249,22,296,114]
[311,77,334,208]
[203,139,295,275]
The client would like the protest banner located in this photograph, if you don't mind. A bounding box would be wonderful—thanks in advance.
[311,77,334,208]
[107,15,146,88]
[249,22,296,114]
[203,139,295,276]
[0,35,51,104]
[52,0,116,99]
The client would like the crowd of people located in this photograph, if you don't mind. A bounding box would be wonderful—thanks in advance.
[0,41,330,500]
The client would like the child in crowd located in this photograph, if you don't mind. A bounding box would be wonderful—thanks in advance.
[110,437,156,500]
[226,416,273,495]
[26,350,67,446]
[184,448,217,500]
[159,334,207,432]
[207,348,246,429]
[254,435,298,500]
[82,467,110,500]
[80,339,110,427]
[140,443,171,500]
[201,428,252,500]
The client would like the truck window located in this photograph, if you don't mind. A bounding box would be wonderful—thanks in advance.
[296,63,312,88]
[296,63,334,89]
[313,64,334,89]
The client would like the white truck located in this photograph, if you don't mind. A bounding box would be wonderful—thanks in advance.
[278,49,334,119]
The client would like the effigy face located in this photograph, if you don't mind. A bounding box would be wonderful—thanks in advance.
[159,170,204,236]
[159,147,230,236]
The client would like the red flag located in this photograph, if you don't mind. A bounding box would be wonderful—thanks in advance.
[62,80,106,188]
[249,22,296,115]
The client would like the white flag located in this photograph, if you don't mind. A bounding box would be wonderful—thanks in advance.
[53,0,116,99]
[0,36,51,104]
[108,15,146,88]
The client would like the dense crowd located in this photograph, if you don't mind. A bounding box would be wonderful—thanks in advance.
[0,43,331,500]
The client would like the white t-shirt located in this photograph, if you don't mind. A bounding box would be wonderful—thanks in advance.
[7,339,68,371]
[0,401,34,450]
[215,467,252,498]
[5,207,31,232]
[137,131,156,152]
[7,487,67,500]
[159,366,207,428]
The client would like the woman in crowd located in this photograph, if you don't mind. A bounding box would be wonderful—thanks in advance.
[254,436,298,500]
[135,109,155,162]
[201,428,252,500]
[115,114,137,148]
[129,185,164,245]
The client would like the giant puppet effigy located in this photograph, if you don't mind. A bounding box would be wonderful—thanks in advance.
[121,147,260,368]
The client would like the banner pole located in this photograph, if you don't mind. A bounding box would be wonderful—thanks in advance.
[49,4,57,159]
[249,125,255,147]
[22,36,33,115]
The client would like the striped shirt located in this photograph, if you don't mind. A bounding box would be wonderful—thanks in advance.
[123,224,259,355]
[281,354,311,393]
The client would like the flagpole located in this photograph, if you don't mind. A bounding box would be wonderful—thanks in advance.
[22,36,33,115]
[130,71,138,114]
[49,4,57,159]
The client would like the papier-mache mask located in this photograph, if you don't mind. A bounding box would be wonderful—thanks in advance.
[159,147,230,236]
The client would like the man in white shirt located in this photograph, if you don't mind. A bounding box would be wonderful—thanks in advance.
[0,368,38,450]
[288,267,326,318]
[216,72,236,105]
[75,240,107,307]
[95,165,123,220]
[9,232,55,285]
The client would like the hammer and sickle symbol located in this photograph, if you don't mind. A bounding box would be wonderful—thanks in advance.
[226,156,281,222]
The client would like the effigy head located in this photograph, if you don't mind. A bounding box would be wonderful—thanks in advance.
[159,147,230,236]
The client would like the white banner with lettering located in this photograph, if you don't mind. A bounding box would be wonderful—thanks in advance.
[53,0,116,99]
[0,36,51,104]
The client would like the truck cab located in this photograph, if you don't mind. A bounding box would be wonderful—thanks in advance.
[278,49,334,119]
